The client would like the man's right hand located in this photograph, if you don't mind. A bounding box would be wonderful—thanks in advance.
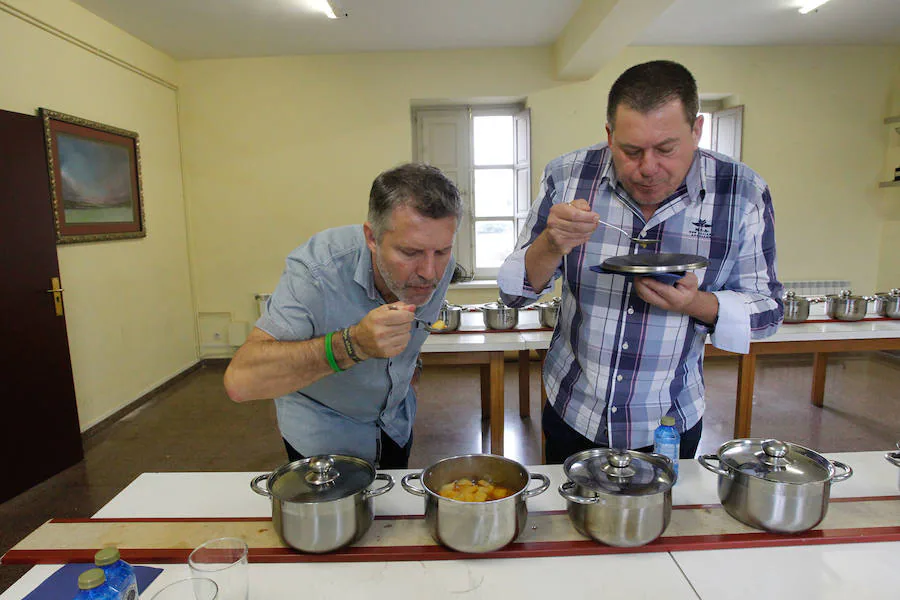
[543,199,600,256]
[351,302,417,359]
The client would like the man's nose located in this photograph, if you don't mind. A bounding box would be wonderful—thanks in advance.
[417,253,437,281]
[638,152,658,176]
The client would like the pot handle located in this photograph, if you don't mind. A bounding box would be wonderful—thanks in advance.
[522,473,551,498]
[886,451,900,468]
[698,454,733,479]
[364,473,395,499]
[557,480,600,505]
[830,460,853,482]
[250,473,273,498]
[400,472,427,497]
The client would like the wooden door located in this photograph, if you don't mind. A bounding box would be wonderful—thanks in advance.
[0,108,83,502]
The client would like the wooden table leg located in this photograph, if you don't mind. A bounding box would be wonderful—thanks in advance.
[537,349,548,464]
[811,352,828,408]
[479,364,490,420]
[733,352,756,439]
[489,351,505,455]
[518,350,530,418]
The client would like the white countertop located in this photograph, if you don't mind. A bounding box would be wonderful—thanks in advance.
[3,451,898,600]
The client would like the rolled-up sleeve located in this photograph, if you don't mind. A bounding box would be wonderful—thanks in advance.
[256,256,322,341]
[707,185,783,353]
[498,164,560,307]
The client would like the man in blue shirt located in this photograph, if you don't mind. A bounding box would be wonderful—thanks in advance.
[224,164,461,468]
[499,60,783,464]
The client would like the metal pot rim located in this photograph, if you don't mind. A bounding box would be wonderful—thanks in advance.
[714,438,835,484]
[418,453,531,502]
[265,454,376,503]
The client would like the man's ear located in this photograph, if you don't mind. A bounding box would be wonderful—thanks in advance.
[363,222,378,253]
[692,114,704,145]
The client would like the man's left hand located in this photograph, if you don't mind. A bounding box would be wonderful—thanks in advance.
[633,273,719,325]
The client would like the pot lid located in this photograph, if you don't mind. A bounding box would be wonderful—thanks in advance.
[717,439,833,484]
[563,448,674,496]
[267,455,375,503]
[599,253,708,275]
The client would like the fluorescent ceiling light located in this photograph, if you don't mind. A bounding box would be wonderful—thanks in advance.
[798,0,831,14]
[310,0,347,19]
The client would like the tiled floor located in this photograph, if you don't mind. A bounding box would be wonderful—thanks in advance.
[2,353,899,593]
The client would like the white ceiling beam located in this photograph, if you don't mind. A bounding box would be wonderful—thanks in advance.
[553,0,677,81]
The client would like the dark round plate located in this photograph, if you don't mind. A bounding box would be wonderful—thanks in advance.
[599,253,709,275]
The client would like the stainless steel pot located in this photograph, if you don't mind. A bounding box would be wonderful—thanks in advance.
[400,454,550,553]
[558,448,674,547]
[825,290,867,321]
[782,291,810,323]
[536,297,561,328]
[436,301,462,331]
[886,441,900,468]
[875,289,900,319]
[698,439,852,533]
[482,298,519,330]
[251,455,394,553]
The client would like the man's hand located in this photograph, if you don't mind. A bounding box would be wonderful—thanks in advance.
[633,272,719,325]
[543,199,600,256]
[351,302,416,359]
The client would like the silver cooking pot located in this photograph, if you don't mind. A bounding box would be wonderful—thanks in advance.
[536,297,561,328]
[825,290,867,321]
[875,289,900,319]
[558,448,674,547]
[400,454,550,553]
[782,291,810,323]
[436,301,462,331]
[481,298,519,330]
[886,441,900,468]
[699,439,852,533]
[250,455,394,553]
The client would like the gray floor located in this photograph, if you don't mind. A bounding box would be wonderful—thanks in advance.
[2,353,899,593]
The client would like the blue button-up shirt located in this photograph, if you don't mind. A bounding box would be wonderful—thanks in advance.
[256,225,453,464]
[499,145,783,449]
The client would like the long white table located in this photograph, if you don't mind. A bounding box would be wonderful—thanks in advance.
[422,309,900,456]
[2,452,898,600]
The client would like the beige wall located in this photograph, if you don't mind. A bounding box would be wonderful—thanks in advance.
[0,0,197,429]
[179,45,899,323]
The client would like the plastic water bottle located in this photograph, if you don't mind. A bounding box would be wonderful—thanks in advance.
[94,547,139,600]
[74,568,118,600]
[654,416,680,478]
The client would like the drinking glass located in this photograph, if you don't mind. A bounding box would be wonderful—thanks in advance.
[149,577,218,600]
[188,537,249,600]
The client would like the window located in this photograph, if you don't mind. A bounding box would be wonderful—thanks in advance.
[699,104,744,161]
[414,105,530,279]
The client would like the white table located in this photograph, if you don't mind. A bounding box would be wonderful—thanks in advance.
[423,309,900,454]
[3,452,898,600]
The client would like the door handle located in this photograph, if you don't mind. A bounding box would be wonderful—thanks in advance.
[45,276,64,316]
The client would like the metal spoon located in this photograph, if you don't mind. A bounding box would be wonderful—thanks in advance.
[387,305,442,333]
[597,219,660,247]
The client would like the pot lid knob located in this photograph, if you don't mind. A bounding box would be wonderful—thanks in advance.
[839,289,852,298]
[305,455,339,486]
[762,439,788,458]
[891,288,900,296]
[601,450,637,478]
[785,291,796,299]
[608,451,631,468]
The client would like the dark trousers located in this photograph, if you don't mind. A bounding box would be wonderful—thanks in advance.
[542,402,703,465]
[283,429,413,469]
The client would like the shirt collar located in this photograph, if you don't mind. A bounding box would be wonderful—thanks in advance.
[353,231,381,302]
[600,145,707,204]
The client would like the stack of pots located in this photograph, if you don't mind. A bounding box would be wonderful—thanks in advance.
[481,298,519,330]
[557,448,675,547]
[250,455,394,553]
[699,439,852,533]
[401,454,550,553]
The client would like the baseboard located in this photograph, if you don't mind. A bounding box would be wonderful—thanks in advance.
[81,360,210,441]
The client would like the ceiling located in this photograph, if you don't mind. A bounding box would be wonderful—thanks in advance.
[70,0,900,61]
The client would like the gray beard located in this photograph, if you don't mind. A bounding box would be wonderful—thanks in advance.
[374,251,436,306]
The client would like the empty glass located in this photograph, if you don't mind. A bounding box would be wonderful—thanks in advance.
[188,537,249,600]
[149,577,218,600]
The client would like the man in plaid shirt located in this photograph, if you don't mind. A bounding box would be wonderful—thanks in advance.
[499,60,783,464]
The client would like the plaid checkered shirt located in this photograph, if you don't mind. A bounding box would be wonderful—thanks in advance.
[498,144,783,449]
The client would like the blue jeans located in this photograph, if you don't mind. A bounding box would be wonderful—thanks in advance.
[542,403,703,465]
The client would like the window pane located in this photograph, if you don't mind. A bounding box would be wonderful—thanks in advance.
[475,220,515,269]
[473,115,513,165]
[699,112,712,150]
[474,169,513,217]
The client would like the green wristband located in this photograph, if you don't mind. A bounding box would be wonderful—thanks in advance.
[324,331,343,373]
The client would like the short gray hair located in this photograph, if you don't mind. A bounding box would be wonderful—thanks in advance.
[368,163,462,241]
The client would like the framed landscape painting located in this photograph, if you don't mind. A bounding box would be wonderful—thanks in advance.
[40,108,145,243]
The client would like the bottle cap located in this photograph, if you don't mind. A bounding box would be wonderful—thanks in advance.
[660,416,676,427]
[94,547,120,566]
[78,568,106,590]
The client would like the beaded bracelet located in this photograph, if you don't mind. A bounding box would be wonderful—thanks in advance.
[341,327,364,364]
